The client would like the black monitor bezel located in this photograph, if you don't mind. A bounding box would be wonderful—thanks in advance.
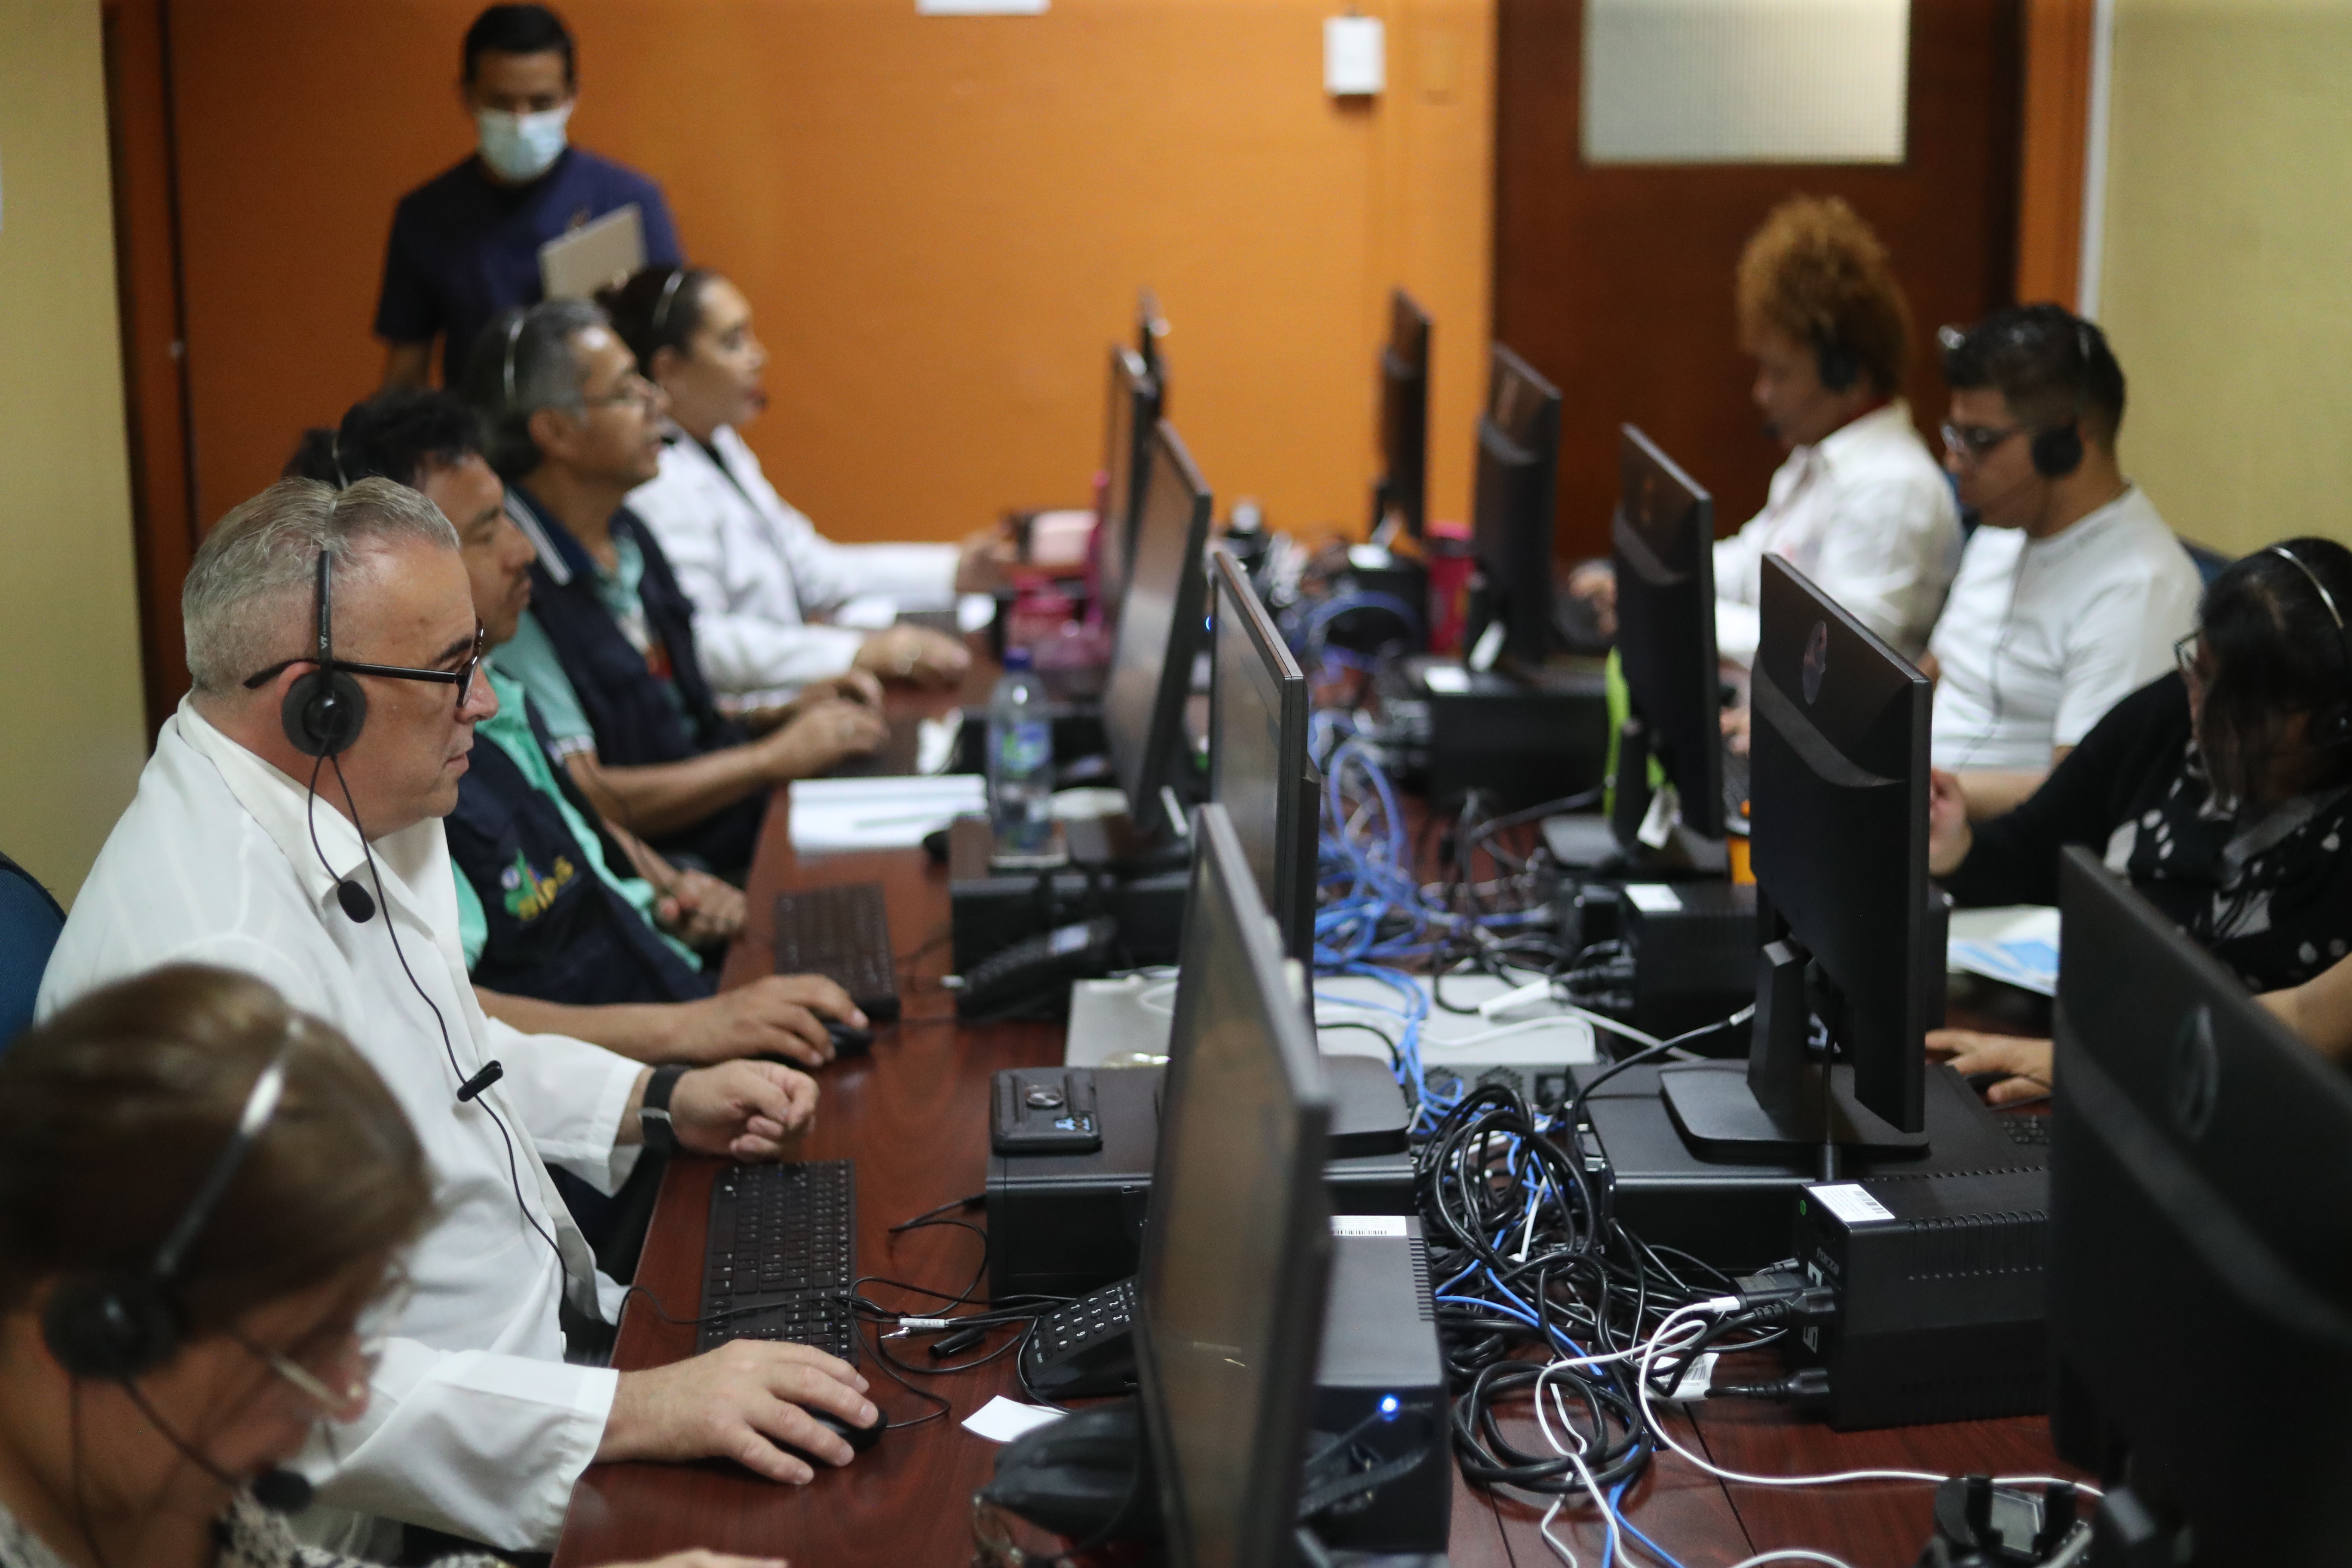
[2052,846,2352,1559]
[1097,343,1162,629]
[1209,546,1318,968]
[1136,802,1335,1568]
[1749,555,1935,1133]
[1468,343,1563,672]
[1378,290,1433,540]
[1613,424,1724,841]
[1104,420,1214,842]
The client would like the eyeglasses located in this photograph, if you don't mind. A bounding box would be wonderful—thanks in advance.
[235,1271,413,1421]
[580,371,661,413]
[244,625,487,712]
[2175,631,2211,688]
[1940,421,2027,461]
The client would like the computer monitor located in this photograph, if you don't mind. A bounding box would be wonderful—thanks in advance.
[1660,555,1939,1152]
[1103,420,1214,842]
[1137,286,1170,402]
[1096,344,1161,623]
[1464,344,1563,672]
[2050,846,2352,1564]
[1136,802,1335,1568]
[1375,291,1432,540]
[1611,425,1724,843]
[1210,546,1319,968]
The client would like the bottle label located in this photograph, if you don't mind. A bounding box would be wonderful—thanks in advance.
[995,720,1052,776]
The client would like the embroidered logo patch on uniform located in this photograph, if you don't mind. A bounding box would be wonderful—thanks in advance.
[501,851,578,922]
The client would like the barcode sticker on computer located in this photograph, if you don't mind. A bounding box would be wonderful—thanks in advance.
[1332,1216,1409,1237]
[1623,883,1682,913]
[1808,1183,1895,1226]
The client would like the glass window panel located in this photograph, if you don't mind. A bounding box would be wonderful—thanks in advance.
[1583,0,1910,165]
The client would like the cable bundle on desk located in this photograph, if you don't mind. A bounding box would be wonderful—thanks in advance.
[1409,1082,1798,1565]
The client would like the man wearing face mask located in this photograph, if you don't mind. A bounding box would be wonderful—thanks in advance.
[376,4,680,391]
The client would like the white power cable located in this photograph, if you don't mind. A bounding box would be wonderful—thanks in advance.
[1634,1301,2101,1498]
[1727,1554,1856,1568]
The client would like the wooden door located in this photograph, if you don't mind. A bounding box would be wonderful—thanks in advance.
[1494,0,2024,559]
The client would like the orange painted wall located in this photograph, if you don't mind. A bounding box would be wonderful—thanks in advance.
[167,0,1494,551]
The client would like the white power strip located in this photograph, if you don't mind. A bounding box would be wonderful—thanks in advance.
[1067,971,1597,1115]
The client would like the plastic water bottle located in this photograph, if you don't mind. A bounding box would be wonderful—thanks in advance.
[988,648,1054,854]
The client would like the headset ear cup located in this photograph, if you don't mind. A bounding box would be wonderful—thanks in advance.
[1816,340,1858,395]
[2030,424,2084,479]
[43,1277,178,1381]
[283,669,368,758]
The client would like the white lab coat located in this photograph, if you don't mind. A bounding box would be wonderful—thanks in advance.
[627,425,959,702]
[37,702,640,1553]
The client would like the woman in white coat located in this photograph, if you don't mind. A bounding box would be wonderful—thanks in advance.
[603,265,1005,708]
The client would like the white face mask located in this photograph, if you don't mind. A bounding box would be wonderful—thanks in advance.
[475,103,572,183]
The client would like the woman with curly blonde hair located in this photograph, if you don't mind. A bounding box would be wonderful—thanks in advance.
[1571,193,1960,671]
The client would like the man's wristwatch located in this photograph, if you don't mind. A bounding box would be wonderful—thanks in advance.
[640,1065,689,1154]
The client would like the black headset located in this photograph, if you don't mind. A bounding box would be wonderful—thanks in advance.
[282,552,368,760]
[2267,543,2352,748]
[1814,328,1860,396]
[43,1040,295,1381]
[2027,319,2102,479]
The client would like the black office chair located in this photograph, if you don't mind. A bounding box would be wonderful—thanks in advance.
[0,851,66,1053]
[2180,538,2234,586]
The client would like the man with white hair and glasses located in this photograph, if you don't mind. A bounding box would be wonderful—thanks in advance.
[39,478,882,1557]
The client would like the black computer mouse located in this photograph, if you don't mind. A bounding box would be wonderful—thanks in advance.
[1964,1070,2009,1099]
[778,1407,888,1467]
[826,1020,876,1054]
[922,825,953,863]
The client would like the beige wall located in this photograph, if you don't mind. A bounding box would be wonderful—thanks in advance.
[2096,0,2352,557]
[0,0,148,904]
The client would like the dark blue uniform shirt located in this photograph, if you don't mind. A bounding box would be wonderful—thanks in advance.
[373,147,681,386]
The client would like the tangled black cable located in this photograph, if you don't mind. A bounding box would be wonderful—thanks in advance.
[1412,1083,1772,1503]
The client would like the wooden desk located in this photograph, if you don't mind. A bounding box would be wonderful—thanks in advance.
[553,703,2073,1568]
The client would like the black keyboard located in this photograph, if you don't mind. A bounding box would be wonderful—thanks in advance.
[1019,1277,1139,1399]
[2000,1114,2052,1148]
[774,882,900,1021]
[1721,745,1751,823]
[698,1161,860,1358]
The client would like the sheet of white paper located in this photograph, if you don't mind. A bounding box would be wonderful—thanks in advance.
[788,775,986,851]
[963,1396,1066,1442]
[1946,905,2061,996]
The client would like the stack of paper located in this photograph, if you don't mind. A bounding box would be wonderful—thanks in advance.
[787,775,985,853]
[1946,904,2061,997]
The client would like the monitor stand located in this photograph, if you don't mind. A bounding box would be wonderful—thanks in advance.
[1659,930,1941,1172]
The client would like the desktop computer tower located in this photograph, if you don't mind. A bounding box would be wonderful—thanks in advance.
[986,1062,1415,1299]
[1774,1166,2052,1431]
[1375,655,1609,810]
[1309,1216,1452,1556]
[1568,1060,2039,1274]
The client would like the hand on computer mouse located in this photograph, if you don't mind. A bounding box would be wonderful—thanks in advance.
[763,699,891,780]
[824,1020,875,1054]
[600,1339,873,1485]
[1927,1028,2052,1105]
[1565,560,1617,640]
[856,625,969,688]
[675,975,864,1066]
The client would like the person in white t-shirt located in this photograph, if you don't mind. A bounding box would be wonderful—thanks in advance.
[1925,304,2202,818]
[1569,195,1961,665]
[597,265,1015,710]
